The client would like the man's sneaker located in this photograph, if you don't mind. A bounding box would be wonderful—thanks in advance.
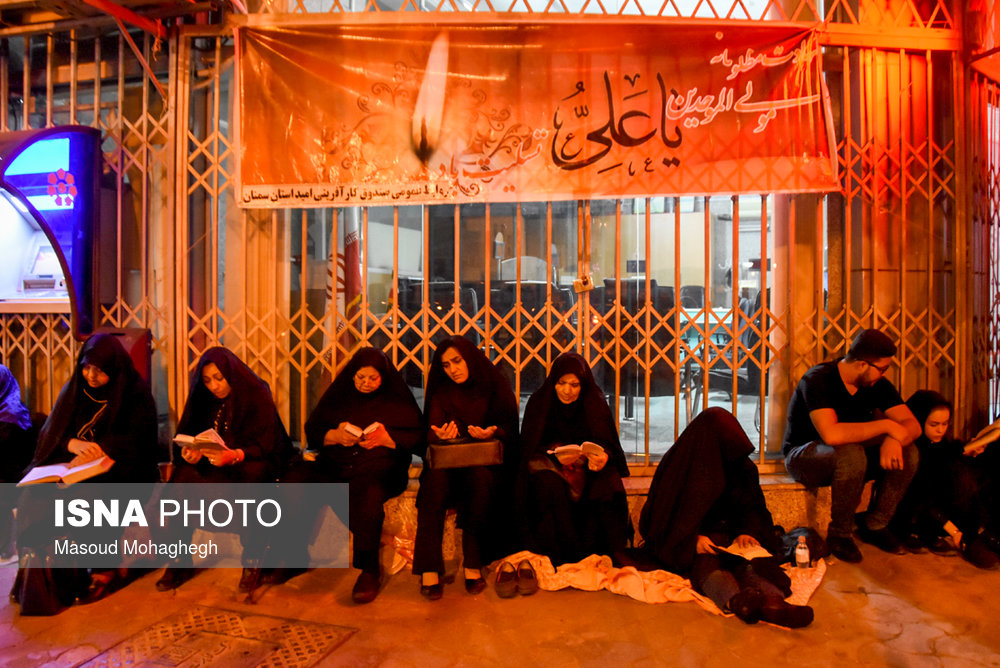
[827,536,863,563]
[857,524,906,555]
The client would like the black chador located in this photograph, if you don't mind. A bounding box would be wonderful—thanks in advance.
[279,347,423,581]
[413,335,520,578]
[518,352,630,566]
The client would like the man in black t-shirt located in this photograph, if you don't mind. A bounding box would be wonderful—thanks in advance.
[782,329,921,563]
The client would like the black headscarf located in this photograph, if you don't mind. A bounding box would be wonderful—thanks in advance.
[423,335,519,465]
[906,390,952,441]
[519,352,629,478]
[176,347,292,473]
[639,407,779,573]
[305,347,423,463]
[904,389,960,457]
[0,364,30,431]
[31,333,159,481]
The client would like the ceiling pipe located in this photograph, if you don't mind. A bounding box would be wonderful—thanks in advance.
[78,0,167,39]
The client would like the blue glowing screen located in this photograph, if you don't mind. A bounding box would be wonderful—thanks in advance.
[1,128,98,335]
[6,137,70,176]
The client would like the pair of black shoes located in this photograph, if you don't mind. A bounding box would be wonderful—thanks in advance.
[495,560,538,598]
[728,588,814,628]
[419,571,488,599]
[829,522,906,563]
[894,529,959,556]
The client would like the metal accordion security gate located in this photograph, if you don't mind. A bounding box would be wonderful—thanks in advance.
[1,0,994,467]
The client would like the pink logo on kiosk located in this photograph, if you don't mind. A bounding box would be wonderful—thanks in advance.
[46,168,77,207]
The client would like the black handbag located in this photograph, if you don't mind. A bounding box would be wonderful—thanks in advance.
[426,439,503,469]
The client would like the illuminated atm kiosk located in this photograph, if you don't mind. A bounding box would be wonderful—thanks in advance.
[0,126,99,338]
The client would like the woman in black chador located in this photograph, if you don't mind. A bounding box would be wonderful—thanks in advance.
[271,347,423,603]
[28,333,158,483]
[889,390,1000,568]
[518,352,630,566]
[414,335,519,600]
[156,347,293,593]
[0,364,35,557]
[639,407,812,628]
[17,333,158,601]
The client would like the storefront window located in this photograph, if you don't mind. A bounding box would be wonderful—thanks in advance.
[293,196,773,460]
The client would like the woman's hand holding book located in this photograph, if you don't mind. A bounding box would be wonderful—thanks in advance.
[67,438,106,463]
[205,448,244,467]
[965,428,1000,457]
[327,423,361,447]
[585,448,608,471]
[181,446,203,464]
[548,441,606,469]
[696,535,718,555]
[358,422,394,449]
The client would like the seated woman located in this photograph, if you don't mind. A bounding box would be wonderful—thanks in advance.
[518,352,630,567]
[639,407,813,628]
[156,347,292,593]
[890,390,1000,569]
[0,364,35,557]
[272,347,423,603]
[414,335,519,600]
[16,333,159,601]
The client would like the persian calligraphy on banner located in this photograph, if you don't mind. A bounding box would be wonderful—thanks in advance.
[236,21,838,208]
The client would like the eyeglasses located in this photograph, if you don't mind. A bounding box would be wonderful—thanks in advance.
[867,361,892,375]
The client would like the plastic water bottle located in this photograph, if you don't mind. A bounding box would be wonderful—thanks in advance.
[795,535,811,569]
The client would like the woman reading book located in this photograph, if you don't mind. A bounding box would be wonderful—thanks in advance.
[414,335,519,600]
[638,407,813,628]
[0,364,35,558]
[269,347,423,603]
[517,352,630,567]
[15,332,159,603]
[156,346,293,593]
[889,390,1000,568]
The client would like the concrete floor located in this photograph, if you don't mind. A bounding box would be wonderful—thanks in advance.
[1,544,999,668]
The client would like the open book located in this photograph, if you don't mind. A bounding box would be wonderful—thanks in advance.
[712,540,772,561]
[17,455,114,487]
[173,428,229,454]
[344,422,388,440]
[964,420,1000,454]
[547,441,604,465]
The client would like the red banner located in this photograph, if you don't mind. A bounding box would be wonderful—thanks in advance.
[236,20,837,208]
